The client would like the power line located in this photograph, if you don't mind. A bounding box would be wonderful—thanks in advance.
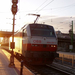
[35,0,48,11]
[36,0,54,13]
[45,2,75,10]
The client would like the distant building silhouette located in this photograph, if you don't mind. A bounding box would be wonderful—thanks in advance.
[56,31,75,52]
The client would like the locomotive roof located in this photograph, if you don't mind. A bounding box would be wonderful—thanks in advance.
[15,23,53,33]
[29,23,52,27]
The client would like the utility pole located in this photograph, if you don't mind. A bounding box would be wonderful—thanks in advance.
[71,21,73,51]
[69,21,73,52]
[9,0,18,67]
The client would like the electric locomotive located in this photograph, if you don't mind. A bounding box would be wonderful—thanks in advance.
[9,23,58,65]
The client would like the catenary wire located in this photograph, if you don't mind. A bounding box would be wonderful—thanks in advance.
[35,0,48,11]
[36,0,54,13]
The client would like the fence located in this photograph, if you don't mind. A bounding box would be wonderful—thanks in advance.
[57,52,75,68]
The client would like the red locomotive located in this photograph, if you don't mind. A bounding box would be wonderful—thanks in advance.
[9,23,59,65]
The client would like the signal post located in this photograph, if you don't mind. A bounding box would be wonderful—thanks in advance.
[9,0,18,67]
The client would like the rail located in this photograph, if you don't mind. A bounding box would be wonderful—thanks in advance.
[57,52,75,68]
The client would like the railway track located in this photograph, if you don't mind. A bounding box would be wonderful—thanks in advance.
[1,46,75,75]
[25,64,70,75]
[15,54,68,75]
[47,62,75,75]
[13,54,70,75]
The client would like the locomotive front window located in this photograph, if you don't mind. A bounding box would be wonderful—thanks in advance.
[30,24,56,37]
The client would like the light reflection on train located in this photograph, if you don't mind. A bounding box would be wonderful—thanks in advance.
[9,23,59,65]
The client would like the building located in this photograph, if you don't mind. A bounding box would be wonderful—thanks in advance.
[56,31,75,52]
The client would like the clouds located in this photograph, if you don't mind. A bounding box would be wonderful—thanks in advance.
[38,16,75,33]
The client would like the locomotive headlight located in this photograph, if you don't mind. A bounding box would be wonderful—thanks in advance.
[51,45,53,47]
[51,45,56,47]
[54,45,56,47]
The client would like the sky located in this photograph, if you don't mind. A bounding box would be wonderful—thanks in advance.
[0,0,75,33]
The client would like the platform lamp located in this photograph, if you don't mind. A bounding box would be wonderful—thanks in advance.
[9,0,18,67]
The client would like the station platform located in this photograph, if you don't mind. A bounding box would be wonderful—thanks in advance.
[0,49,18,75]
[0,48,34,75]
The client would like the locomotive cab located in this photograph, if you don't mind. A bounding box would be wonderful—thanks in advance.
[21,23,58,65]
[9,23,58,65]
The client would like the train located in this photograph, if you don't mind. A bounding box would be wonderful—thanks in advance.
[9,23,59,65]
